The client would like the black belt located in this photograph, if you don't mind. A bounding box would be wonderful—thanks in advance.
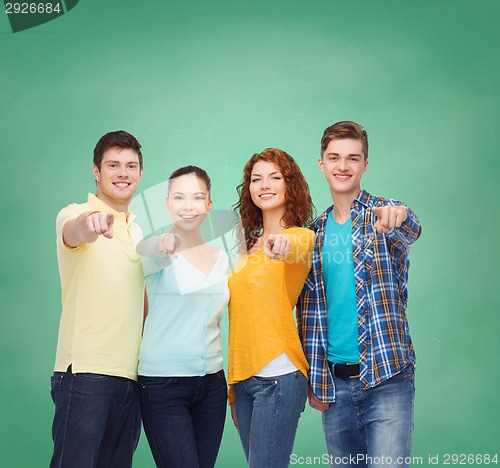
[328,362,360,379]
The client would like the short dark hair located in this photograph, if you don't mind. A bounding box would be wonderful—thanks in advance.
[168,165,211,195]
[93,131,143,170]
[321,121,369,160]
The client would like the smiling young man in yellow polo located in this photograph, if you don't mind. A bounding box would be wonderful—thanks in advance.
[50,131,144,468]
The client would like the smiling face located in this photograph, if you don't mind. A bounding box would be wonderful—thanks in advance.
[166,173,212,232]
[92,147,143,212]
[249,160,287,215]
[318,138,368,199]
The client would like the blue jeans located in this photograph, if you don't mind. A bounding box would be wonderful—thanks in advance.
[233,370,308,468]
[138,370,227,468]
[50,368,141,468]
[322,365,415,468]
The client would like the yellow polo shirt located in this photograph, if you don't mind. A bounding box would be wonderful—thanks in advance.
[54,194,144,380]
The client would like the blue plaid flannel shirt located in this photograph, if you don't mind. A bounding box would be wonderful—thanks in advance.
[296,189,421,402]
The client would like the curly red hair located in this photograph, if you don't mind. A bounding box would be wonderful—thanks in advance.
[234,148,315,252]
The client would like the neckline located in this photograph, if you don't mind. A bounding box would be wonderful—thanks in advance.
[175,250,223,278]
[329,212,351,228]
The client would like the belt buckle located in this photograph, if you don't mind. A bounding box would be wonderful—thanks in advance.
[345,362,360,379]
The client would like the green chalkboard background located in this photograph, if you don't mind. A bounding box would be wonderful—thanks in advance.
[1,0,499,466]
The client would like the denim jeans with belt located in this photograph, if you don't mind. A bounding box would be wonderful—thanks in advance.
[233,370,308,468]
[322,364,415,468]
[50,367,141,468]
[138,370,227,468]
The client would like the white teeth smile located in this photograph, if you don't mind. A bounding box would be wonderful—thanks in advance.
[181,215,197,219]
[260,193,275,199]
[114,182,130,188]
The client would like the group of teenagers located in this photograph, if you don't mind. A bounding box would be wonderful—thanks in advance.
[50,121,421,468]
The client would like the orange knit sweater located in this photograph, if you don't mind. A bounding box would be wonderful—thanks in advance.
[227,227,315,403]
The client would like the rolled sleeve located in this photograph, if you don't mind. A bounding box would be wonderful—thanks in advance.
[384,201,421,249]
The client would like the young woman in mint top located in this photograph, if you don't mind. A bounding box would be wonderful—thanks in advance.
[228,149,315,468]
[136,166,229,468]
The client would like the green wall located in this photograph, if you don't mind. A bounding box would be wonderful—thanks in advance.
[1,0,499,466]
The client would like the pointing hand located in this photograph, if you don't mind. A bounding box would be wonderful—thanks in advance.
[159,233,182,257]
[372,205,408,234]
[308,386,329,412]
[86,212,115,239]
[264,234,291,260]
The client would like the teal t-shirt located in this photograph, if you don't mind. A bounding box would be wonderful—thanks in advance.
[322,212,359,364]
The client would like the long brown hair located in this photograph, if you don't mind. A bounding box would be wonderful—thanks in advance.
[234,148,314,252]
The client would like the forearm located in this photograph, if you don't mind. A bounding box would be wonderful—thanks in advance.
[136,235,162,257]
[137,235,172,272]
[283,230,315,264]
[228,385,235,405]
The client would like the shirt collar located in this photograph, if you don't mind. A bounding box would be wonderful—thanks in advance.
[87,193,136,224]
[315,189,371,230]
[353,189,370,208]
[314,205,333,231]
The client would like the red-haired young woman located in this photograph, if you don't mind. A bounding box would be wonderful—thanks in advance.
[228,148,315,468]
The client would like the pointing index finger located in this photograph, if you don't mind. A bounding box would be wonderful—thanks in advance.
[105,212,115,225]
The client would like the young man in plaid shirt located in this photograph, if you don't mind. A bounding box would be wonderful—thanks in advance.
[297,121,421,468]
